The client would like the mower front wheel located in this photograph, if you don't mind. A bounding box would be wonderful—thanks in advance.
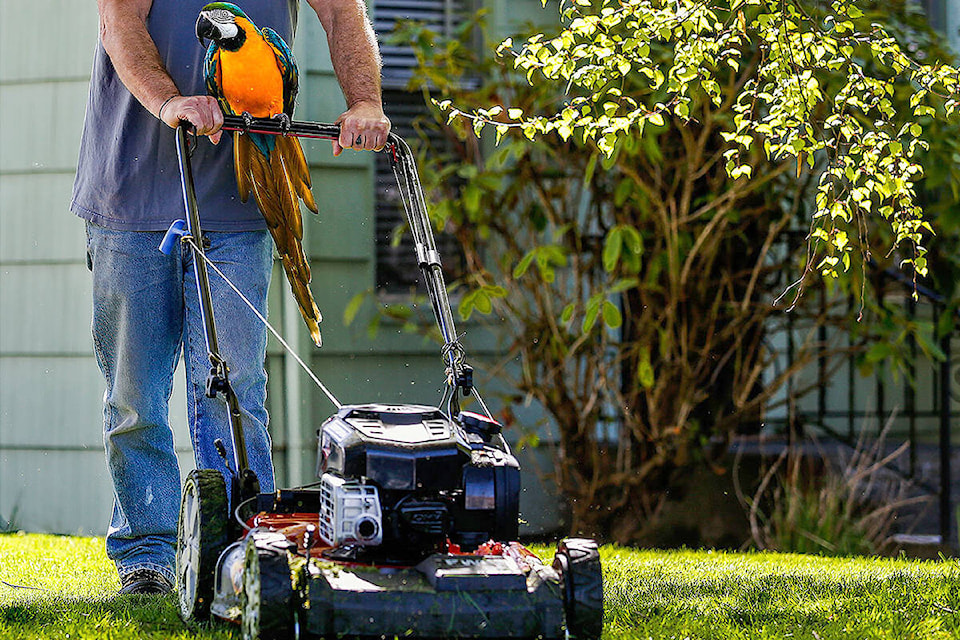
[176,469,229,621]
[241,534,299,640]
[553,537,604,640]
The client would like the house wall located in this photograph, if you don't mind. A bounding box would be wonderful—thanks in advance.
[1,1,117,534]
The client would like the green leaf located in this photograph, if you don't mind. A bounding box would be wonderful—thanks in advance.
[621,226,643,255]
[864,342,894,364]
[514,251,536,278]
[603,229,623,272]
[484,285,508,299]
[366,314,381,340]
[602,300,622,328]
[614,179,634,206]
[343,292,366,326]
[458,290,478,321]
[937,311,956,340]
[914,323,947,361]
[582,298,601,333]
[583,153,598,185]
[637,347,655,389]
[463,184,482,216]
[608,278,639,294]
[474,290,493,314]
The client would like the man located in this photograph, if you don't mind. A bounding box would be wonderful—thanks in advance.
[72,0,390,595]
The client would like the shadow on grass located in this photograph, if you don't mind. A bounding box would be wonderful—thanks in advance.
[0,594,238,639]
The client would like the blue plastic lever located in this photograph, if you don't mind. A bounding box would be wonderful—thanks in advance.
[159,219,188,255]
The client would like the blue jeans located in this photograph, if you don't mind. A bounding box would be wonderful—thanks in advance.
[86,221,276,584]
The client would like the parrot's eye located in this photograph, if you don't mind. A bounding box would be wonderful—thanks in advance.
[210,9,233,23]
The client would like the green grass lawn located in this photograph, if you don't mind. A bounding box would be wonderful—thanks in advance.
[1,533,958,639]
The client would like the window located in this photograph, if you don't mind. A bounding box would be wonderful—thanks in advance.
[373,0,471,293]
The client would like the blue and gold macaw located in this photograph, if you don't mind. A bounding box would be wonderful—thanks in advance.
[196,2,322,347]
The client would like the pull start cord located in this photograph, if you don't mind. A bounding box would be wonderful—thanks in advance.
[181,234,343,410]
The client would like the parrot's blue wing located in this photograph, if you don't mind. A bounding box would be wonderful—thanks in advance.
[262,27,299,117]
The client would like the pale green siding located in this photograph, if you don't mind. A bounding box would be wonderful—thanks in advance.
[0,1,106,534]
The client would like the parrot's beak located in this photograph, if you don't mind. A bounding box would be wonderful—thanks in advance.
[196,13,216,45]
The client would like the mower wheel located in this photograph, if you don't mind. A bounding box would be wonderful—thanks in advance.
[241,535,298,640]
[176,469,229,622]
[552,538,604,640]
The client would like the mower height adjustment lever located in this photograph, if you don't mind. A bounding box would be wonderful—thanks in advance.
[159,219,210,255]
[205,357,231,399]
[455,364,474,396]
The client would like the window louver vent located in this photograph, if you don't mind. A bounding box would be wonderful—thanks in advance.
[374,0,469,90]
[372,1,472,292]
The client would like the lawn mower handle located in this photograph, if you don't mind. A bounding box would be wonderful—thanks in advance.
[219,114,401,152]
[220,114,341,141]
[174,123,260,511]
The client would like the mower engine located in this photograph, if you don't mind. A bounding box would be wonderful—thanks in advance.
[188,402,602,640]
[315,403,519,557]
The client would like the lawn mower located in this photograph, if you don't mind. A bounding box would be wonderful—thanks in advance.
[168,116,603,640]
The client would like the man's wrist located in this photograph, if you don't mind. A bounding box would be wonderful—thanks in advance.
[346,98,383,110]
[157,94,180,121]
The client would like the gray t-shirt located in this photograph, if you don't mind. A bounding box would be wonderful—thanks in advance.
[72,1,298,231]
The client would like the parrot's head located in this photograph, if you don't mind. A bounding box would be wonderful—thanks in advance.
[196,2,249,51]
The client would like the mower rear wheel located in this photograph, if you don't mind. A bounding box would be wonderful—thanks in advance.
[176,469,229,622]
[241,537,298,640]
[553,538,604,640]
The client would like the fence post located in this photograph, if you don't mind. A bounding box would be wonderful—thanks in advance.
[940,333,954,553]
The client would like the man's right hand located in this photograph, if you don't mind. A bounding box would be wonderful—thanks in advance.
[99,0,225,143]
[158,95,224,144]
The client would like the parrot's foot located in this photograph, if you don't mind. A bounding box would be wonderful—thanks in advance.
[240,111,255,134]
[271,112,292,133]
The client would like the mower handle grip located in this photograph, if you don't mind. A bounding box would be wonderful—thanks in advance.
[217,114,402,150]
[219,114,340,140]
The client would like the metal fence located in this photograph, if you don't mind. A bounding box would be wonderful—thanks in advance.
[766,264,959,550]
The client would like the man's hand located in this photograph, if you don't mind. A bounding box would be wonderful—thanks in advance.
[309,0,389,155]
[333,101,391,156]
[158,95,224,144]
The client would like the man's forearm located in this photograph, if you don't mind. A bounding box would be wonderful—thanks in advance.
[311,0,383,109]
[98,0,179,117]
[97,0,222,138]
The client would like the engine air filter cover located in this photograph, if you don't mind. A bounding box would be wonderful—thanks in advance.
[317,404,467,491]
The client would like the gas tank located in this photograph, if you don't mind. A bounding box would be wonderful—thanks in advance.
[316,404,468,491]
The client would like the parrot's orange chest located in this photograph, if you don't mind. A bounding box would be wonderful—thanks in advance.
[218,20,284,117]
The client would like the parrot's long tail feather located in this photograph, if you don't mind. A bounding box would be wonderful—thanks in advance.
[234,132,323,347]
[279,135,318,214]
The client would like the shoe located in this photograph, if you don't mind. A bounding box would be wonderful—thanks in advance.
[119,569,173,595]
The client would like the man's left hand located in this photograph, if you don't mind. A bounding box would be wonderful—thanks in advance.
[334,101,391,156]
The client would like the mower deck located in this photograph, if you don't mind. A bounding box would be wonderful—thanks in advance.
[301,551,564,637]
[208,518,572,639]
